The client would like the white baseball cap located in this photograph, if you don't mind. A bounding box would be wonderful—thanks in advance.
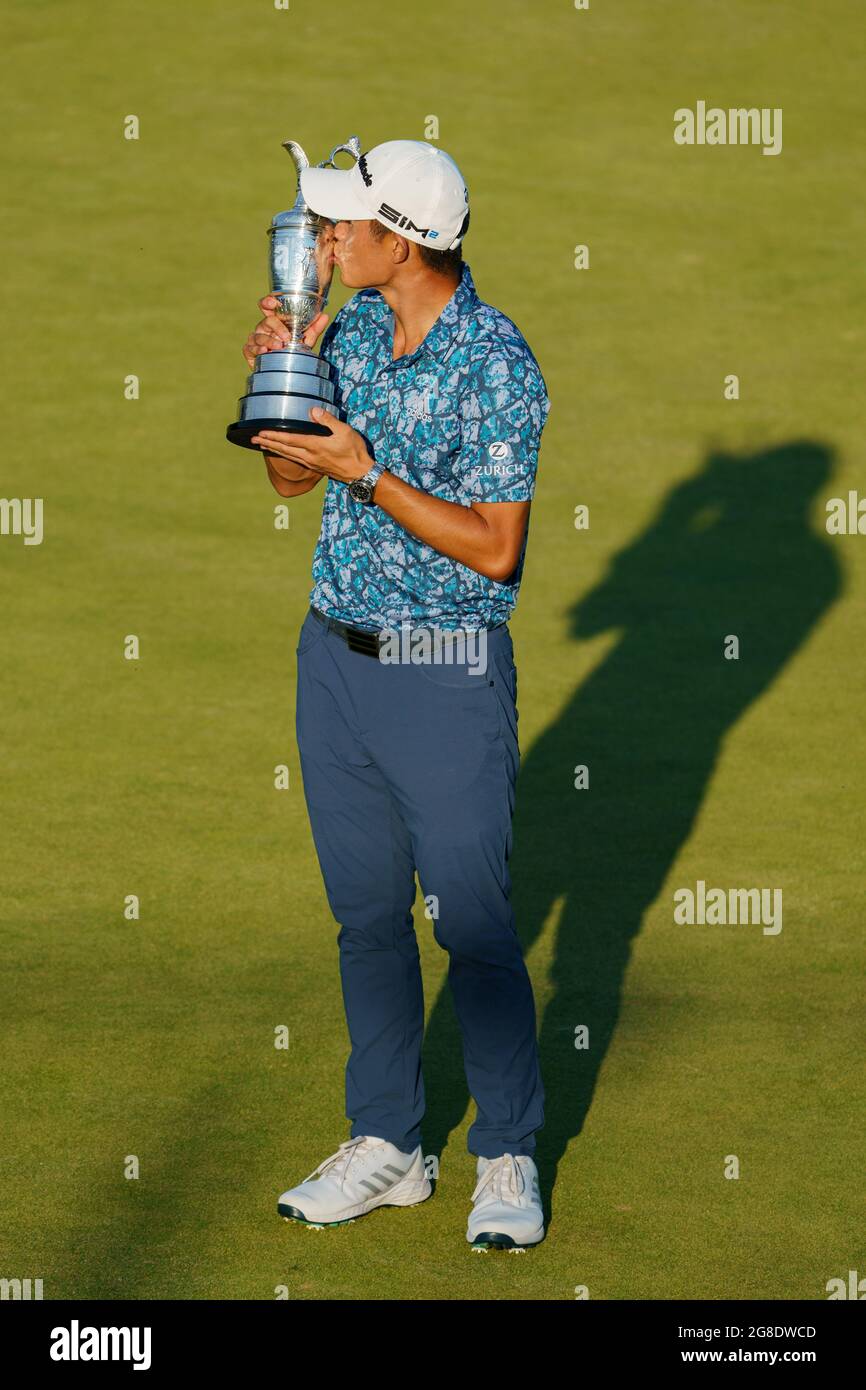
[299,139,470,251]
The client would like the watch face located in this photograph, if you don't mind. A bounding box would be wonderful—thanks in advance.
[350,479,373,504]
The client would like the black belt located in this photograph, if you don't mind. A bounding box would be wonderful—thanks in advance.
[309,605,504,659]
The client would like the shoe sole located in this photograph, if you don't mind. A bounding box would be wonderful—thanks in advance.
[278,1182,433,1228]
[469,1229,545,1253]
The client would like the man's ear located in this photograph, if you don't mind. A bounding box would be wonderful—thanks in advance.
[392,234,411,266]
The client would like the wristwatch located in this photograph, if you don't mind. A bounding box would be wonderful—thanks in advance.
[348,456,387,505]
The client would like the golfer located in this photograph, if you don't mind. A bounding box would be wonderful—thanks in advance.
[243,141,550,1251]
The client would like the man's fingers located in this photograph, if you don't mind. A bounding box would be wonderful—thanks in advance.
[254,314,291,347]
[243,338,275,367]
[243,309,292,365]
[302,311,330,348]
[308,406,340,431]
[258,313,290,336]
[251,331,284,352]
[252,432,318,464]
[247,305,328,360]
[256,442,316,463]
[258,430,319,450]
[244,302,328,370]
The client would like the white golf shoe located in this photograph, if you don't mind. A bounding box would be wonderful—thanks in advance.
[467,1153,545,1252]
[277,1135,432,1228]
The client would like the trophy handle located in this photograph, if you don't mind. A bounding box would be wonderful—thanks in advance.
[318,135,362,169]
[281,139,311,179]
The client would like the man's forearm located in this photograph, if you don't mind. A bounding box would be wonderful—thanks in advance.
[264,454,322,497]
[253,416,529,582]
[373,470,523,584]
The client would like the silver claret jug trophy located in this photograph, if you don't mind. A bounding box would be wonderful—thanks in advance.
[226,135,362,449]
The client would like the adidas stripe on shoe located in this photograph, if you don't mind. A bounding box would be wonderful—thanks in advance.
[277,1135,432,1228]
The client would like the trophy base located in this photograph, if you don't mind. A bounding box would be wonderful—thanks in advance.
[226,346,341,452]
[226,416,333,451]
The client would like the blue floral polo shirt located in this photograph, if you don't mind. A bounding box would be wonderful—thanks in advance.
[309,261,550,630]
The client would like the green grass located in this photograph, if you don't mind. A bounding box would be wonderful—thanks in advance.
[1,0,863,1299]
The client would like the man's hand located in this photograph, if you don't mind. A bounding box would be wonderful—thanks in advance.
[252,408,373,485]
[242,295,329,370]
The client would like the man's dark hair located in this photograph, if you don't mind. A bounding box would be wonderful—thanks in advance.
[369,216,463,276]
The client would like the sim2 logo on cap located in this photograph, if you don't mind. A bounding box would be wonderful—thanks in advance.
[378,202,439,240]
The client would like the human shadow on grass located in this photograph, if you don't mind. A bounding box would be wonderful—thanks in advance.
[420,440,842,1219]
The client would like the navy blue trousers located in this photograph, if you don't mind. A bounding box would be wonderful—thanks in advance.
[295,607,545,1160]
